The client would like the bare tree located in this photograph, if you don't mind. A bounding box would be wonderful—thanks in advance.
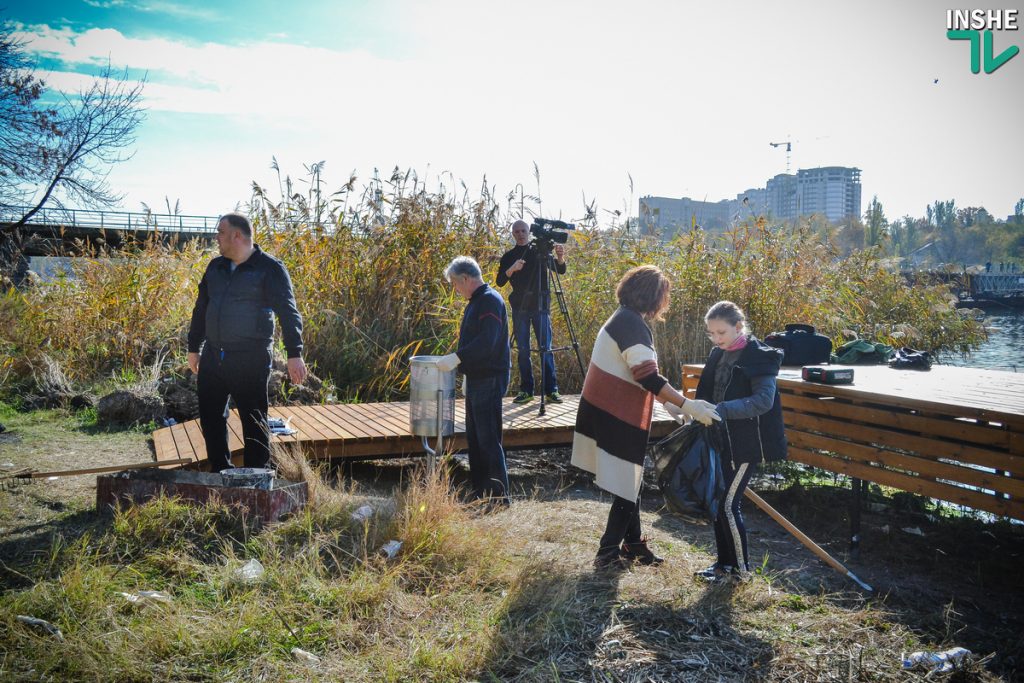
[0,22,145,282]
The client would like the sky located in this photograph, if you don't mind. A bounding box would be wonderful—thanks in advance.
[5,0,1024,224]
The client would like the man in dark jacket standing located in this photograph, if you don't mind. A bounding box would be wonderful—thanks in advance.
[495,220,567,404]
[437,256,511,504]
[187,213,307,472]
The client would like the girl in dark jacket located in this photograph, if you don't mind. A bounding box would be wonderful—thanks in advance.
[694,301,787,581]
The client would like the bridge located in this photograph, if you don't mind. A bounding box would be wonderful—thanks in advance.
[1,206,221,256]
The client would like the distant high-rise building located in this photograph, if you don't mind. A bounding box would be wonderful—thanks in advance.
[733,188,768,220]
[766,173,798,221]
[640,166,861,235]
[639,196,731,234]
[795,167,862,223]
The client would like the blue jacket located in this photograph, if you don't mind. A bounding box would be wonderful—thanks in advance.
[695,336,787,465]
[457,284,511,378]
[187,245,304,357]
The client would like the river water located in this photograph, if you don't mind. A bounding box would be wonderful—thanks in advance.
[943,313,1023,372]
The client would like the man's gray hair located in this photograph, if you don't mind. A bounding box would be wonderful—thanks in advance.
[444,255,482,282]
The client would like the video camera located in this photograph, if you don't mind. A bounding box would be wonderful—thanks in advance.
[529,217,575,246]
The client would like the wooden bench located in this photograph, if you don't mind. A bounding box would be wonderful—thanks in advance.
[681,364,1024,532]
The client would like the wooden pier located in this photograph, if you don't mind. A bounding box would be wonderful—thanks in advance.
[153,395,679,468]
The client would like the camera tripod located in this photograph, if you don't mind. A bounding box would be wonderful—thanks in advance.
[515,239,586,416]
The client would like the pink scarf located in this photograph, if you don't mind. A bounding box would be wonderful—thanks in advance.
[724,334,749,352]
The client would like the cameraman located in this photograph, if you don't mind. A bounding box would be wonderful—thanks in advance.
[496,220,566,404]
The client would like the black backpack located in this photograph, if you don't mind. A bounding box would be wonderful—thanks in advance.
[764,323,833,366]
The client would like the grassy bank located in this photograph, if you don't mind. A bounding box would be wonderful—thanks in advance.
[1,409,1020,681]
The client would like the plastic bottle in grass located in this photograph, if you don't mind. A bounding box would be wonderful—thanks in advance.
[902,647,971,672]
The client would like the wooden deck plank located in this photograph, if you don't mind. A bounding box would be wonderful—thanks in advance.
[322,404,380,439]
[275,406,328,443]
[168,424,193,463]
[290,405,347,442]
[344,402,404,437]
[182,419,207,464]
[301,403,360,440]
[152,426,179,464]
[357,400,412,436]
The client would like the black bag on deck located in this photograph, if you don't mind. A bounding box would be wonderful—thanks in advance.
[764,323,833,366]
[652,423,725,522]
[888,346,932,371]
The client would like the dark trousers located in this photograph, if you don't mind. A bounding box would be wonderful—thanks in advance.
[464,372,510,500]
[197,345,273,473]
[512,308,558,395]
[599,493,642,555]
[714,458,756,571]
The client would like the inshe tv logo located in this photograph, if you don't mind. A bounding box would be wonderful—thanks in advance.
[947,9,1019,74]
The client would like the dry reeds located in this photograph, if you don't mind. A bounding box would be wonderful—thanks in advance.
[0,168,985,403]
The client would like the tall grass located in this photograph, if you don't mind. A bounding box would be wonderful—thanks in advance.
[0,459,514,682]
[0,168,985,402]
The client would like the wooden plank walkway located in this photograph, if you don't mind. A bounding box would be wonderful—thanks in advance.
[682,364,1024,521]
[153,395,680,468]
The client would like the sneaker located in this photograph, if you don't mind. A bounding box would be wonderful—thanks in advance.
[545,392,564,404]
[695,563,732,581]
[700,565,749,584]
[512,392,534,404]
[621,537,664,566]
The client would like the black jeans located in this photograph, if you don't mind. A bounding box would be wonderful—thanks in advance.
[598,493,642,556]
[197,345,273,472]
[714,458,756,571]
[464,372,510,501]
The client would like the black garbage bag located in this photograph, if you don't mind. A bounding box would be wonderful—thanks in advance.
[888,346,932,370]
[651,423,725,522]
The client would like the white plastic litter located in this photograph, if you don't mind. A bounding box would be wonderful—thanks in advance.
[290,647,321,664]
[351,505,374,523]
[233,558,265,583]
[16,615,64,641]
[380,540,403,559]
[268,416,296,435]
[902,526,925,536]
[902,646,971,672]
[117,590,173,605]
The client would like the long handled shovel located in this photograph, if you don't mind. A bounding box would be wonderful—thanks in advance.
[745,489,873,593]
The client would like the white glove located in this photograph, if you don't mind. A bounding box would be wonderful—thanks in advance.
[436,352,460,372]
[679,398,721,426]
[663,401,686,424]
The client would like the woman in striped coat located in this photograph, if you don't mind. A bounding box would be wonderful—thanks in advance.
[572,266,721,570]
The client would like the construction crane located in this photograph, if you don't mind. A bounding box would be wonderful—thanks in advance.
[769,140,793,174]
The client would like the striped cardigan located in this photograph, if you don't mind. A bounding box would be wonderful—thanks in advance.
[571,306,668,500]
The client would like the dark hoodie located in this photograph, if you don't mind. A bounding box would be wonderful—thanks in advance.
[695,336,788,465]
